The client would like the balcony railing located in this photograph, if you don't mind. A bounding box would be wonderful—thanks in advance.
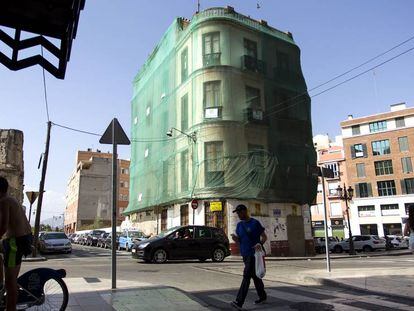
[242,55,266,74]
[203,53,221,67]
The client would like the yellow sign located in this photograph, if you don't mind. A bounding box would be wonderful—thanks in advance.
[210,201,222,212]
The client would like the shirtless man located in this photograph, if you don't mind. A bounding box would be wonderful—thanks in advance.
[0,177,32,311]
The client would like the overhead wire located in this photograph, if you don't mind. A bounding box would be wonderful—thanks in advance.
[40,45,50,122]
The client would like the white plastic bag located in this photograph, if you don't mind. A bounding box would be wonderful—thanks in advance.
[254,248,266,279]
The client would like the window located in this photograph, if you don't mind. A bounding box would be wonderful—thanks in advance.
[245,86,261,108]
[180,205,189,226]
[398,136,409,152]
[203,32,220,66]
[181,94,188,131]
[369,120,387,132]
[120,181,129,188]
[405,203,414,215]
[355,183,372,198]
[161,209,167,231]
[311,204,323,215]
[396,117,405,128]
[244,38,257,59]
[325,163,339,178]
[121,168,129,175]
[356,163,366,177]
[402,178,414,194]
[328,183,339,196]
[204,81,221,107]
[351,143,367,158]
[352,125,360,136]
[401,157,413,173]
[330,202,342,217]
[181,47,188,82]
[196,227,212,239]
[358,205,375,217]
[381,204,399,216]
[276,51,289,72]
[374,160,393,175]
[372,140,390,156]
[205,142,224,187]
[181,150,189,192]
[377,180,396,196]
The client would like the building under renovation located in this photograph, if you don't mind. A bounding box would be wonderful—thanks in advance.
[124,7,317,256]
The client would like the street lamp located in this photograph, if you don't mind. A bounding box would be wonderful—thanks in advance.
[337,184,356,255]
[166,127,196,143]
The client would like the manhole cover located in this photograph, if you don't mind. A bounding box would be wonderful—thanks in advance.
[290,302,334,311]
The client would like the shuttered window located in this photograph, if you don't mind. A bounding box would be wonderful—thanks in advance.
[401,157,413,173]
[355,183,372,198]
[356,163,365,177]
[398,136,409,152]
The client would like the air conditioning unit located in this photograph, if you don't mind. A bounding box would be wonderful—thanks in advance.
[252,109,263,120]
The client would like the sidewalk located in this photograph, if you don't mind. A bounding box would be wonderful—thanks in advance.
[65,278,210,311]
[217,252,414,302]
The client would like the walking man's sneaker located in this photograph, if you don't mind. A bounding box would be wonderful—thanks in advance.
[231,300,243,310]
[254,295,267,304]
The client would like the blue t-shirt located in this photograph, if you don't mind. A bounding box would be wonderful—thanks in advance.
[236,218,265,257]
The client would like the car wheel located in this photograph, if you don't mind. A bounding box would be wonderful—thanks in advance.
[363,245,373,252]
[212,248,225,262]
[153,249,167,263]
[334,245,343,253]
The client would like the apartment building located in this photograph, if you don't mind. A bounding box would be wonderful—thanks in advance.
[310,142,349,239]
[64,149,130,233]
[124,7,318,256]
[341,103,414,236]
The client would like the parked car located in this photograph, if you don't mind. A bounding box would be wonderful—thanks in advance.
[118,230,147,251]
[77,233,88,245]
[38,232,72,254]
[386,235,409,249]
[131,225,231,263]
[331,235,386,253]
[97,232,110,248]
[85,230,106,246]
[103,232,121,249]
[314,237,338,254]
[68,233,77,243]
[73,233,82,244]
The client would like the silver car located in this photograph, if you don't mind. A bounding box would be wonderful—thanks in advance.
[38,232,72,254]
[331,235,386,253]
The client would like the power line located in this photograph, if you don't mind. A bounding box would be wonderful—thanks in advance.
[264,35,414,116]
[264,45,414,119]
[52,122,101,136]
[40,45,50,122]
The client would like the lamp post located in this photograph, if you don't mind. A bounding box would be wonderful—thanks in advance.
[337,184,356,255]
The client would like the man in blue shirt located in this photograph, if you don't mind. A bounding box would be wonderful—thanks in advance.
[231,204,267,310]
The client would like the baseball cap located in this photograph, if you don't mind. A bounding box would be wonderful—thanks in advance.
[232,204,247,213]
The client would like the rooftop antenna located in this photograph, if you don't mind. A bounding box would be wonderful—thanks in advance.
[197,0,200,13]
[257,2,261,9]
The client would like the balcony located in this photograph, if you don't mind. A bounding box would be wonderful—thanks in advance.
[204,106,222,119]
[241,55,266,74]
[244,108,267,124]
[203,53,221,67]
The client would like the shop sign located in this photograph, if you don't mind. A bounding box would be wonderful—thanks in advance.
[312,220,325,227]
[210,201,222,212]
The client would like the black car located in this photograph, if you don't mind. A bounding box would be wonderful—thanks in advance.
[85,230,106,246]
[97,232,109,248]
[131,225,231,263]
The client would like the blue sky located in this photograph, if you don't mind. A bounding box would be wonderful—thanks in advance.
[0,0,413,220]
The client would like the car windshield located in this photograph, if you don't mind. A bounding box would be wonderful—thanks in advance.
[157,226,182,238]
[44,233,67,240]
[129,232,144,238]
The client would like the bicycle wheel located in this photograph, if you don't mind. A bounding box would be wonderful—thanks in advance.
[28,277,68,311]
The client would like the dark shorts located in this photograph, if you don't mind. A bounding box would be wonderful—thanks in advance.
[2,234,33,268]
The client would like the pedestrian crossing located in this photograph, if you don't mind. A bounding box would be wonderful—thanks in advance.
[193,283,414,310]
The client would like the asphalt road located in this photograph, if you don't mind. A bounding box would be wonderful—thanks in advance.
[21,245,414,310]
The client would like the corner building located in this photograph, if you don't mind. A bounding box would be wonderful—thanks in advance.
[125,7,317,256]
[341,103,414,236]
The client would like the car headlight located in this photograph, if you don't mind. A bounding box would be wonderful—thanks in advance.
[138,242,149,249]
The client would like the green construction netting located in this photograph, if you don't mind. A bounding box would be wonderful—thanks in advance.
[125,7,317,215]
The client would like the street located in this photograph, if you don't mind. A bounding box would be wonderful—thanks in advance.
[22,245,414,310]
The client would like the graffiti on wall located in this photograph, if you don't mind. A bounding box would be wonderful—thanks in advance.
[271,217,287,240]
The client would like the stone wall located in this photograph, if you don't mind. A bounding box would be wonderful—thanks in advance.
[0,130,24,204]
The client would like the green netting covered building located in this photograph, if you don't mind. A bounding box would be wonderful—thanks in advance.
[124,7,317,256]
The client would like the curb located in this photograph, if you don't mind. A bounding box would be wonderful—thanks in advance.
[23,256,47,262]
[306,276,414,305]
[228,250,412,261]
